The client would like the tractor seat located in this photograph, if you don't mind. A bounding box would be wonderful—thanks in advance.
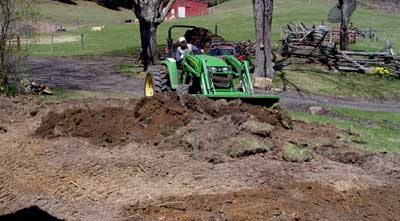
[183,54,201,76]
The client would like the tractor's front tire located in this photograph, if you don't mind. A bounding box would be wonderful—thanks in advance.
[144,66,171,97]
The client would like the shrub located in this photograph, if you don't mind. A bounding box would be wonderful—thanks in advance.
[368,67,391,77]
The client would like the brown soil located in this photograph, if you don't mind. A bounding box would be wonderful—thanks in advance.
[125,182,400,221]
[34,93,292,147]
[1,95,399,221]
[35,107,137,146]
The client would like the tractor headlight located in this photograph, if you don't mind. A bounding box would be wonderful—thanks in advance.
[208,67,217,73]
[222,67,229,73]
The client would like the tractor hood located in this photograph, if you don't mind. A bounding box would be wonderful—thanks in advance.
[195,55,228,67]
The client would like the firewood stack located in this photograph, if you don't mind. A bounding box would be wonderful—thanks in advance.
[184,27,224,51]
[236,41,256,57]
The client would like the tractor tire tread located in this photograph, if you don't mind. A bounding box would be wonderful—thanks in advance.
[146,65,171,94]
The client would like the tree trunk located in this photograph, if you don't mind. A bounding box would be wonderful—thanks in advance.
[253,0,274,79]
[133,0,175,71]
[139,20,160,70]
[339,0,349,50]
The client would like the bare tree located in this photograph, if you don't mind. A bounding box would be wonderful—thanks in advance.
[253,0,274,79]
[133,0,175,70]
[0,0,36,94]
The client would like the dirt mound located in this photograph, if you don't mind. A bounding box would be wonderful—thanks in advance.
[183,94,292,129]
[35,94,192,146]
[34,93,367,165]
[35,107,137,146]
[159,114,277,163]
[35,93,293,147]
[125,181,400,221]
[133,93,194,142]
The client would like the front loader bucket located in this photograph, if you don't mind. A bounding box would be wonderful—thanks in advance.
[203,94,280,107]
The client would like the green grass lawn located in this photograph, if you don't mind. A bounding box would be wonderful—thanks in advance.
[290,108,400,152]
[273,65,400,99]
[34,0,133,26]
[30,0,400,56]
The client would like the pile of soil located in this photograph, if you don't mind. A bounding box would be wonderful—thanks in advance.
[35,107,137,146]
[35,93,292,147]
[34,93,368,165]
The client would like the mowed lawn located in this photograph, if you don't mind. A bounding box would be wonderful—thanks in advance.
[30,0,400,56]
[34,0,133,25]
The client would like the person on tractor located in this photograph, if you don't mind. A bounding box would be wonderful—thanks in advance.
[176,36,200,62]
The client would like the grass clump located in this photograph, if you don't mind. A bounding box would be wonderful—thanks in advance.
[282,143,314,163]
[226,137,274,158]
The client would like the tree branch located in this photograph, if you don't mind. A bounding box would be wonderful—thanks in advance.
[156,0,175,23]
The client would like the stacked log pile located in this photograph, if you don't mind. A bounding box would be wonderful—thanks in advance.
[184,27,257,57]
[184,27,225,51]
[236,41,256,57]
[281,22,400,77]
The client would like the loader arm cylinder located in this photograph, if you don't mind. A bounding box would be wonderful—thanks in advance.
[243,61,254,95]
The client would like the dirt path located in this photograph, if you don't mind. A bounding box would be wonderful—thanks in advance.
[280,91,400,112]
[27,56,143,94]
[28,56,400,112]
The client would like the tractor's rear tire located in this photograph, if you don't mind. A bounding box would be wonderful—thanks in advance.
[144,65,171,97]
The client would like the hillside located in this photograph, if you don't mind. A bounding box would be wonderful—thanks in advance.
[33,0,134,26]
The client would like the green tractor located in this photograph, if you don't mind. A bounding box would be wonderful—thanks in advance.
[144,25,280,107]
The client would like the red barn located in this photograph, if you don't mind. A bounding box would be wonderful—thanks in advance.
[166,0,208,19]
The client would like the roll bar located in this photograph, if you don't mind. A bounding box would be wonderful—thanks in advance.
[167,25,202,58]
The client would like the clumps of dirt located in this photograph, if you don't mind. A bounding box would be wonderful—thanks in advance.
[133,93,194,142]
[34,93,368,166]
[34,94,193,146]
[159,114,276,163]
[274,121,371,165]
[35,93,293,148]
[153,94,295,163]
[186,95,293,129]
[314,143,369,164]
[34,107,137,146]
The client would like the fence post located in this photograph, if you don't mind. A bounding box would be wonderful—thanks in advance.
[51,32,54,53]
[215,25,218,35]
[80,33,84,50]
